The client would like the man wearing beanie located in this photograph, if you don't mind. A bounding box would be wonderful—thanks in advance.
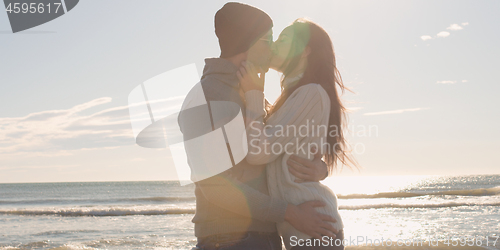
[180,3,338,249]
[214,2,274,71]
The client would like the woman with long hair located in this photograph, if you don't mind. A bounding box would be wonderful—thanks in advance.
[238,18,360,250]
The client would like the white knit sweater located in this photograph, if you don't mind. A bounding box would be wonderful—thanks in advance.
[244,83,344,250]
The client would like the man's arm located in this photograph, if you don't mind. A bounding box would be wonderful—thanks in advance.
[197,172,338,238]
[287,147,329,183]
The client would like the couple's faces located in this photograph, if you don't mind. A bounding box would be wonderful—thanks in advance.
[246,27,295,73]
[270,26,294,72]
[247,29,273,73]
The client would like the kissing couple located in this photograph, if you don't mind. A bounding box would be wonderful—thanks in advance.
[180,2,359,250]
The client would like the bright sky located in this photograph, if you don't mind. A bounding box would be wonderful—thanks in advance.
[1,0,499,183]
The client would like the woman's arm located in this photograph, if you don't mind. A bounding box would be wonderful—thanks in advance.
[243,85,327,165]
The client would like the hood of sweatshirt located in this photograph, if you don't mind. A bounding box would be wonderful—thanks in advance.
[201,57,240,90]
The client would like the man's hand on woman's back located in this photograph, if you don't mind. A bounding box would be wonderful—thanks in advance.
[284,200,338,240]
[287,146,328,183]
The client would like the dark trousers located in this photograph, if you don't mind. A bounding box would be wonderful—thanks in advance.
[290,230,345,250]
[194,231,282,250]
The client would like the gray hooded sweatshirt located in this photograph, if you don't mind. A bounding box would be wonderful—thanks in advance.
[179,57,288,238]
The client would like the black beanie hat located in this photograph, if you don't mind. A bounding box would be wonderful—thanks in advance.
[215,2,273,58]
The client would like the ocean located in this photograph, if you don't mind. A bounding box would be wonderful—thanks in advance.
[0,175,499,250]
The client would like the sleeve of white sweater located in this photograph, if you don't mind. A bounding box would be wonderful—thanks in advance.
[244,84,327,165]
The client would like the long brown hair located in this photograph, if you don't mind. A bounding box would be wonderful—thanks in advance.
[266,18,360,175]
